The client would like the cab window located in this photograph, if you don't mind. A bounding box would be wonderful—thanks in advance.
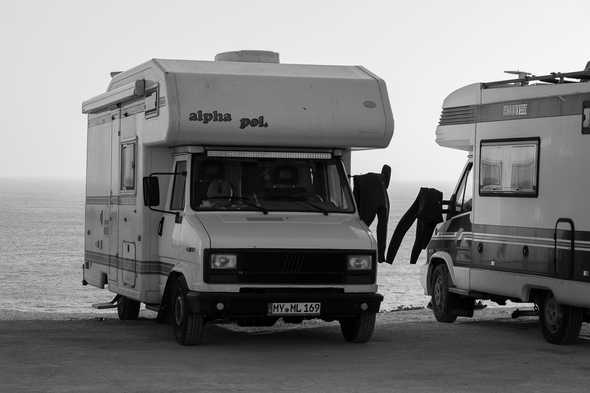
[170,161,187,210]
[453,163,473,216]
[461,167,473,212]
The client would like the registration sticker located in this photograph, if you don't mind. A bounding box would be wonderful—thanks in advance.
[268,302,321,316]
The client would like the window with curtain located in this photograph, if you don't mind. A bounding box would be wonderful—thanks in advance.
[479,139,539,197]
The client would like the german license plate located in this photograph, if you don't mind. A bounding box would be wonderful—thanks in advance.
[268,302,321,316]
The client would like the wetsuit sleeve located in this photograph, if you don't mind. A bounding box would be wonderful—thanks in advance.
[410,189,443,264]
[385,195,419,263]
[376,205,388,262]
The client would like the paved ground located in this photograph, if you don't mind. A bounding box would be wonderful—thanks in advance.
[1,308,590,393]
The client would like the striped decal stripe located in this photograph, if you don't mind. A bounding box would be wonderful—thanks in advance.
[86,195,137,206]
[439,92,590,126]
[85,251,173,275]
[431,231,590,252]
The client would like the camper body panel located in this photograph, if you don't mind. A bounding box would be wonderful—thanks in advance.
[83,56,392,333]
[84,80,174,304]
[425,81,590,308]
[106,59,393,149]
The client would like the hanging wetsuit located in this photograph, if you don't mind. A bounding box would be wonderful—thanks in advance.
[353,165,391,262]
[386,187,443,264]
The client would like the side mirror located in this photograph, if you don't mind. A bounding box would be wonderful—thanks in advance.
[143,176,160,207]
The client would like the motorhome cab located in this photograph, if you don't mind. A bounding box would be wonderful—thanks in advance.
[81,51,394,345]
[423,66,590,344]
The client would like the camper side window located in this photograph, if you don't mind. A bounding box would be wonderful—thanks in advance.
[479,138,539,197]
[120,142,136,191]
[170,161,187,211]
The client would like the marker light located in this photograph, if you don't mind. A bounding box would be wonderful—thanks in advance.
[210,254,238,269]
[347,255,372,270]
[207,150,332,160]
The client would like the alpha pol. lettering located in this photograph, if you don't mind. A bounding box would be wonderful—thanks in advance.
[189,110,232,123]
[188,110,269,130]
[240,116,269,129]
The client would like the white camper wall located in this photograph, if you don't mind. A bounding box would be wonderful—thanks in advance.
[108,59,394,150]
[84,110,117,288]
[473,114,590,231]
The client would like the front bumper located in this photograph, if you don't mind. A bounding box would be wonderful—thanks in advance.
[185,291,383,320]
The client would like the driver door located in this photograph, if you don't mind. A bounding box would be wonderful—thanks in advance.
[444,162,474,288]
[158,158,188,263]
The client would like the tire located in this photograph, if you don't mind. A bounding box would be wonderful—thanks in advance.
[539,293,582,345]
[117,296,140,320]
[172,278,205,345]
[431,264,458,323]
[339,311,376,343]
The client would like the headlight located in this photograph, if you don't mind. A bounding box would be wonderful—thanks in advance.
[347,255,372,270]
[210,254,237,269]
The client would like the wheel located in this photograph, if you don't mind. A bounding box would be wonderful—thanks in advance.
[117,296,140,320]
[339,311,376,343]
[172,278,205,345]
[539,293,582,345]
[431,264,458,323]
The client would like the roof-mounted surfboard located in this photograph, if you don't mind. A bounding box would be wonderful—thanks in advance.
[82,50,394,150]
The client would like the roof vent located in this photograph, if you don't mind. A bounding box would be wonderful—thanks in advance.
[214,50,279,64]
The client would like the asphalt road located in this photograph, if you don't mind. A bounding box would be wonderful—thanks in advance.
[2,309,590,393]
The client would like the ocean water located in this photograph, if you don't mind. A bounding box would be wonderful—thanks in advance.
[0,178,453,314]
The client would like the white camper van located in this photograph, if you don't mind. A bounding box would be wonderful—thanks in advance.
[81,51,394,345]
[422,67,590,344]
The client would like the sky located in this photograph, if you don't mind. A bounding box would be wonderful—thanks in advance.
[1,0,589,184]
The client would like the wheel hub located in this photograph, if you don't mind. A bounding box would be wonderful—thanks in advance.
[544,297,562,334]
[174,295,185,326]
[433,276,443,306]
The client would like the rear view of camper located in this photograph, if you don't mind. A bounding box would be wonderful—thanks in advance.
[423,65,590,344]
[81,51,394,345]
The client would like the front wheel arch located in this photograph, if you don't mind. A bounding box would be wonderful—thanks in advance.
[157,272,187,323]
[427,254,456,295]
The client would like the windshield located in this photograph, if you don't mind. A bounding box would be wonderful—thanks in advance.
[190,156,354,213]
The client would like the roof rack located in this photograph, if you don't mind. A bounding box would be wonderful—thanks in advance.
[482,69,590,89]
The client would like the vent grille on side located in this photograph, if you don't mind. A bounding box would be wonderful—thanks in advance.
[439,105,477,126]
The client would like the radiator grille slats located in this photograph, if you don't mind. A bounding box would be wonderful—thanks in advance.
[239,251,346,284]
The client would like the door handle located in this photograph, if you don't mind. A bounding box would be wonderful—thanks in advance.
[477,242,484,253]
[158,217,165,237]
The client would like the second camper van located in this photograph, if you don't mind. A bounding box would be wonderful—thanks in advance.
[81,51,394,345]
[423,66,590,344]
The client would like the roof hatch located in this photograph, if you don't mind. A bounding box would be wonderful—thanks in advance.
[214,50,280,64]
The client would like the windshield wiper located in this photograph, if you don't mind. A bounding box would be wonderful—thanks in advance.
[274,195,329,216]
[206,196,268,214]
[229,196,269,215]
